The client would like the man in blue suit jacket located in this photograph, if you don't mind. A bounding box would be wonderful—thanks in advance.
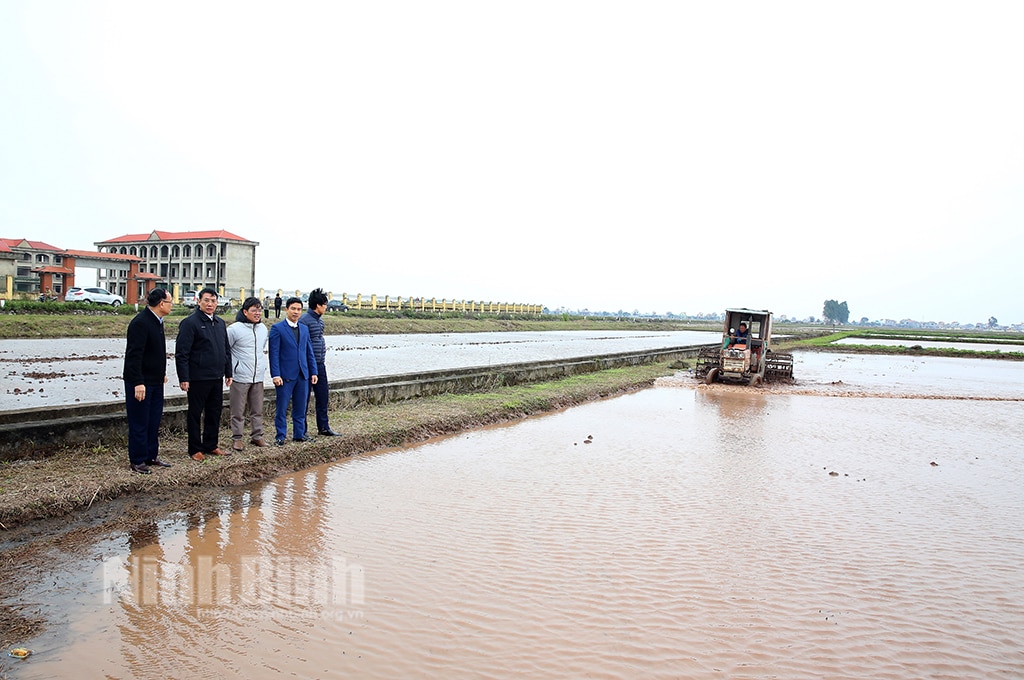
[269,296,319,444]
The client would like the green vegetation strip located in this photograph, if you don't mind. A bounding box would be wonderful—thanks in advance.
[783,331,1024,361]
[0,304,714,339]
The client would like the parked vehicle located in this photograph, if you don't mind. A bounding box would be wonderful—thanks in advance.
[181,290,198,307]
[64,287,124,307]
[695,307,794,386]
[326,299,349,312]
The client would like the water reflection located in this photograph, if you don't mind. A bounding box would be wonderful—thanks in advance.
[9,356,1024,679]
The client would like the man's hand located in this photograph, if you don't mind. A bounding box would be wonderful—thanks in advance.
[134,385,146,401]
[225,377,233,387]
[179,381,189,391]
[273,377,283,387]
[311,375,318,385]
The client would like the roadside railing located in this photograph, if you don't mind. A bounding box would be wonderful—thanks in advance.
[338,294,542,314]
[230,289,543,315]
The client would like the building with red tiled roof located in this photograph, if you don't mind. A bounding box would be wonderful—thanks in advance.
[0,238,70,294]
[95,229,259,301]
[0,238,63,251]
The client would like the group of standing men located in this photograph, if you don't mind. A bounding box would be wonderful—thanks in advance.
[121,287,338,474]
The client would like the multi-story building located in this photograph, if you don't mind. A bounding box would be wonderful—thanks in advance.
[0,238,67,294]
[94,230,259,301]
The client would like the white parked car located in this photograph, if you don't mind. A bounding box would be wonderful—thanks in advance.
[181,290,198,307]
[64,287,124,306]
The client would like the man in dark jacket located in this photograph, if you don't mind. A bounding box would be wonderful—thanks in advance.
[175,287,233,461]
[298,287,339,436]
[123,287,174,474]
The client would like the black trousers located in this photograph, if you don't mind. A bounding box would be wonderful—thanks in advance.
[125,380,164,465]
[186,379,223,455]
[312,361,330,432]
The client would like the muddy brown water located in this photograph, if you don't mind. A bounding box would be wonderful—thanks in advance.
[4,353,1024,678]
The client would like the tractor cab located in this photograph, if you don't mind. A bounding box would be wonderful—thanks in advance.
[696,308,793,386]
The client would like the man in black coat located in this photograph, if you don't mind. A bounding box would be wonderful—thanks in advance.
[123,287,174,474]
[175,287,233,461]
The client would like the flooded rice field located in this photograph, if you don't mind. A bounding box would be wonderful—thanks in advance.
[833,336,1024,353]
[0,330,717,410]
[5,353,1023,678]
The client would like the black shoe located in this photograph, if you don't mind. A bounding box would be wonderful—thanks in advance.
[275,438,287,446]
[146,458,172,468]
[318,429,340,437]
[293,436,311,443]
[130,463,151,475]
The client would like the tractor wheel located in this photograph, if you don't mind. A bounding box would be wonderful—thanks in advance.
[705,367,721,385]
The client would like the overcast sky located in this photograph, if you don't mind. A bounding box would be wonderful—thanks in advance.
[2,1,1022,323]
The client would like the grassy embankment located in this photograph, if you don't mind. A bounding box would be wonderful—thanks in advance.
[0,302,713,338]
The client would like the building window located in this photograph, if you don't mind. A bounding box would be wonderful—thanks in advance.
[129,246,137,256]
[172,245,180,257]
[149,245,157,258]
[36,254,50,263]
[207,244,217,258]
[183,244,191,258]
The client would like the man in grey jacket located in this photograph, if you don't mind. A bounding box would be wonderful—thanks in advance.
[227,297,269,450]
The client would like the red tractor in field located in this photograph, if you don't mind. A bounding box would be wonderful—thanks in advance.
[695,308,794,386]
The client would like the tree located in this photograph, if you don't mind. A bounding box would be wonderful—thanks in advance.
[823,299,850,324]
[989,316,998,328]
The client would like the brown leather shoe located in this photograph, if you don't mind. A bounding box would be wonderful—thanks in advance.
[130,462,151,475]
[190,452,205,462]
[250,438,267,447]
[207,447,231,456]
[232,440,245,451]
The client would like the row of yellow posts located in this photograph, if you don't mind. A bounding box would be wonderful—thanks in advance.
[0,279,543,315]
[170,286,542,315]
[338,293,543,314]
